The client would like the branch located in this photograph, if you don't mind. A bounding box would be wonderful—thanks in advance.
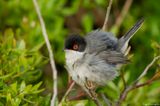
[59,82,75,106]
[120,70,127,89]
[114,0,133,29]
[116,55,160,106]
[132,69,160,90]
[102,0,113,31]
[100,93,111,106]
[135,55,160,82]
[116,86,131,106]
[94,99,102,106]
[32,0,58,106]
[92,96,102,106]
[131,80,153,90]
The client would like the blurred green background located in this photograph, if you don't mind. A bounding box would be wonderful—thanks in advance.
[0,0,160,106]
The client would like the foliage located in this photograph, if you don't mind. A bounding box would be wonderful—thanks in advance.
[0,29,50,106]
[0,0,160,106]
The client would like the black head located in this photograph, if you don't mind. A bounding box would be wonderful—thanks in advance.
[65,34,86,52]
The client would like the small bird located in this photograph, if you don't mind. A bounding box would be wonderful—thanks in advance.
[64,19,144,99]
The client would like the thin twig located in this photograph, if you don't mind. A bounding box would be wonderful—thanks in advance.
[114,0,133,29]
[131,69,160,90]
[85,80,102,106]
[68,91,86,100]
[131,80,153,90]
[116,77,157,106]
[59,82,75,106]
[116,86,131,106]
[64,82,75,98]
[92,96,102,106]
[116,56,160,106]
[86,86,102,106]
[100,93,111,106]
[102,0,113,31]
[32,0,58,106]
[136,55,160,82]
[93,98,102,106]
[120,70,127,89]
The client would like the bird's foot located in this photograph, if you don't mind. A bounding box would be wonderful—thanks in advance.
[85,81,98,99]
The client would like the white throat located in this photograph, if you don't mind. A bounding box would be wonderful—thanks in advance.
[65,50,84,64]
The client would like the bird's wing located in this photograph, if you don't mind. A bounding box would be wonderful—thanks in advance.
[80,51,122,85]
[97,50,128,65]
[84,30,118,53]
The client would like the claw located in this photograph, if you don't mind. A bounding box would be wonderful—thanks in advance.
[85,78,96,90]
[86,81,94,89]
[84,78,98,99]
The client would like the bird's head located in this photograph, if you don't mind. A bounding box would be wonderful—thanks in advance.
[64,34,86,63]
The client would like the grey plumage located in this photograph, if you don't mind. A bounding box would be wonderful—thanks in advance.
[118,18,144,53]
[85,30,118,53]
[64,18,144,96]
[85,18,144,55]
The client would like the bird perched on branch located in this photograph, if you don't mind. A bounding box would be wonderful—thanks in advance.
[64,18,144,99]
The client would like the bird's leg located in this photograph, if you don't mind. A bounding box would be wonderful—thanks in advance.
[85,78,97,100]
[86,80,95,89]
[84,79,102,106]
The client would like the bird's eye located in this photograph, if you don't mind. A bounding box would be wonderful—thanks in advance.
[73,44,79,50]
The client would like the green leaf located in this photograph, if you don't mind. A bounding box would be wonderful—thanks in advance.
[4,28,14,37]
[16,40,26,50]
[14,98,21,106]
[61,0,80,16]
[20,81,26,92]
[30,41,45,52]
[32,88,44,94]
[6,93,12,102]
[31,82,43,91]
[10,82,18,95]
[3,28,14,49]
[0,71,15,80]
[23,85,32,94]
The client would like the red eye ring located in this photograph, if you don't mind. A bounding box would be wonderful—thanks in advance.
[73,44,79,50]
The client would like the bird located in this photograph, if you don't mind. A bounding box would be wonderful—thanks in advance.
[64,18,144,99]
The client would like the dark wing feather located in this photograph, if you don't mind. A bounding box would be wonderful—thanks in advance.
[98,50,128,64]
[118,18,144,53]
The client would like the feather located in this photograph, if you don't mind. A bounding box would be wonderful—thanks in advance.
[118,18,144,53]
[97,50,128,64]
[85,30,118,53]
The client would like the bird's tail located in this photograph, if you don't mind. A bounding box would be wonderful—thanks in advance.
[118,18,144,54]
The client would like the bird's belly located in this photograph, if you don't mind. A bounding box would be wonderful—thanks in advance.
[66,62,89,86]
[72,67,87,86]
[66,60,118,87]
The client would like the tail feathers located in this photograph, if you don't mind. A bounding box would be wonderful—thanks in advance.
[118,18,144,54]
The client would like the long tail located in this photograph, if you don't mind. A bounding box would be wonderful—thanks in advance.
[118,18,144,53]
